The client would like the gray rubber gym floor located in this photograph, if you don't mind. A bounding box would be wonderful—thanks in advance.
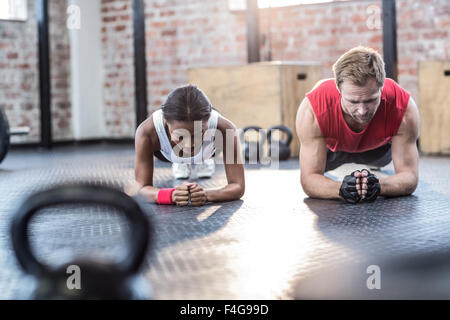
[1,143,450,299]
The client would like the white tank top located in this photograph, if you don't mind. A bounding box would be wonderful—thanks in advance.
[152,109,219,164]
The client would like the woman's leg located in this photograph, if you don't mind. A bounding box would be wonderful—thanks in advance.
[194,158,215,178]
[154,150,191,179]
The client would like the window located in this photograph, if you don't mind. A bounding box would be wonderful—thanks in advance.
[229,0,345,10]
[0,0,27,21]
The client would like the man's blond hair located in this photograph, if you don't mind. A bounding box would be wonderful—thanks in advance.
[333,46,386,89]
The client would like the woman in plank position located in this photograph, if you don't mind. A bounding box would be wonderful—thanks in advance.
[135,85,245,206]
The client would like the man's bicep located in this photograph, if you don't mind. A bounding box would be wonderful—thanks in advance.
[300,136,327,176]
[296,97,327,176]
[392,136,419,181]
[392,97,420,175]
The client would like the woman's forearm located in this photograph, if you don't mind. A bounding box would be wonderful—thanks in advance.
[138,185,161,203]
[205,183,244,202]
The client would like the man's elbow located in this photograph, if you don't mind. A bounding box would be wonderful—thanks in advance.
[300,175,315,198]
[396,171,418,196]
[404,176,419,196]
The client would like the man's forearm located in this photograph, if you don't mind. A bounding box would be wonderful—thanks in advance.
[301,173,342,200]
[379,171,418,197]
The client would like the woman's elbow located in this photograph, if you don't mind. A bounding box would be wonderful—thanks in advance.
[236,183,245,199]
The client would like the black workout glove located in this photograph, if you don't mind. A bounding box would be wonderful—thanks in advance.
[361,169,381,202]
[339,170,361,204]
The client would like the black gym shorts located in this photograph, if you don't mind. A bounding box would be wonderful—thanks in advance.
[325,143,392,172]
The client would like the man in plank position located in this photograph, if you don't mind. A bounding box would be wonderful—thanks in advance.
[295,46,420,203]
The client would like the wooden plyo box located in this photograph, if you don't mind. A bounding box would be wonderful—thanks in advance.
[419,61,450,155]
[188,61,321,157]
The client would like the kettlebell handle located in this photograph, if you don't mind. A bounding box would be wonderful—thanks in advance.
[267,125,293,146]
[240,126,266,144]
[10,184,151,277]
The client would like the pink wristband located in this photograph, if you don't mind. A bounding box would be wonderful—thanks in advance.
[157,188,175,205]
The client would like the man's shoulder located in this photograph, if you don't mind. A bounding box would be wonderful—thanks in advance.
[307,78,340,105]
[306,78,340,120]
[308,78,337,94]
[297,97,324,139]
[382,78,411,107]
[395,97,419,139]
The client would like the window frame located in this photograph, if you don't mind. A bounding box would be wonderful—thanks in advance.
[229,0,349,11]
[0,0,28,22]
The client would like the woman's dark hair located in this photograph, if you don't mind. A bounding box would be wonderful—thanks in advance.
[162,84,212,122]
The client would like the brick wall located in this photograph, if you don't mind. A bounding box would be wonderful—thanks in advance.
[258,0,449,103]
[272,0,448,103]
[100,0,247,137]
[0,0,39,143]
[1,0,449,142]
[0,0,71,143]
[144,0,247,113]
[101,0,135,137]
[396,0,449,101]
[259,1,383,76]
[100,0,449,138]
[49,0,72,141]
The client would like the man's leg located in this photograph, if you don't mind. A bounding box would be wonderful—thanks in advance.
[325,149,352,172]
[325,143,392,172]
[353,143,392,169]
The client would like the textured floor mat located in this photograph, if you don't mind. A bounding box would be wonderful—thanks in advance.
[0,143,449,299]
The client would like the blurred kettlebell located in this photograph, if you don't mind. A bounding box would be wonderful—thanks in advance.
[267,125,293,161]
[10,184,153,300]
[240,126,266,163]
[0,108,10,164]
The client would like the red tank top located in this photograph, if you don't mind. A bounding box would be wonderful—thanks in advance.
[306,78,410,153]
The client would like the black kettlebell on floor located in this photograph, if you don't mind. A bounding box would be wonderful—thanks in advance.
[240,126,266,163]
[0,108,10,164]
[267,125,293,161]
[10,184,153,300]
[1,107,30,165]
